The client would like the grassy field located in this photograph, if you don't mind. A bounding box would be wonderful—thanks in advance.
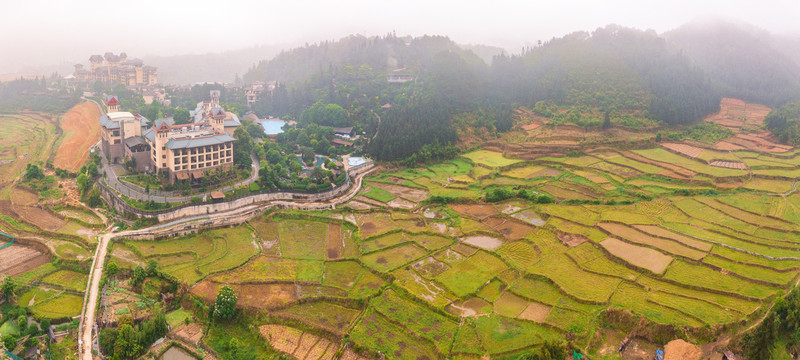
[123,226,259,284]
[462,150,522,168]
[41,270,88,291]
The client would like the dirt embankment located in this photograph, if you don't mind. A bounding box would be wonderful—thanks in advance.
[53,101,102,172]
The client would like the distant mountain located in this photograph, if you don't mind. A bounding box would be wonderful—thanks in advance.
[663,19,800,106]
[144,44,289,85]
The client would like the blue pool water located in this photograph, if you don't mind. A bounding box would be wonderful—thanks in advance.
[260,119,286,135]
[348,157,366,166]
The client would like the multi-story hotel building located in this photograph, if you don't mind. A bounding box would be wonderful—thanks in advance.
[99,92,239,183]
[74,52,157,86]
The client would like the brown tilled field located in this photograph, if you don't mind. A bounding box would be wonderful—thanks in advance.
[259,325,342,360]
[518,301,552,322]
[192,281,298,309]
[600,238,673,274]
[449,204,498,219]
[325,222,342,260]
[53,101,102,172]
[661,143,704,159]
[482,217,534,240]
[709,160,748,170]
[0,244,49,275]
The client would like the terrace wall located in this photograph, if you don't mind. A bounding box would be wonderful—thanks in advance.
[97,161,375,222]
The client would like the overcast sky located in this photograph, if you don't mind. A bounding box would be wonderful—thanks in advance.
[2,0,799,75]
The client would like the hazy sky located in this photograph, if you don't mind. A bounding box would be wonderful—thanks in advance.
[2,0,799,74]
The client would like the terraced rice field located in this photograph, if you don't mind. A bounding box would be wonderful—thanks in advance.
[94,98,800,359]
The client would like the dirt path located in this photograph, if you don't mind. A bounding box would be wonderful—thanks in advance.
[53,101,102,172]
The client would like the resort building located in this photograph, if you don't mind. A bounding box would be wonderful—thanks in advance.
[73,52,157,86]
[99,93,238,182]
[98,96,152,169]
[143,119,235,183]
[189,90,242,136]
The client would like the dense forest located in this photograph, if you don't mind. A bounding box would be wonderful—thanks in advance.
[242,27,729,162]
[765,101,800,145]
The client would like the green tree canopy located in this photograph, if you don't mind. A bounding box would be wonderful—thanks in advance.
[213,285,238,321]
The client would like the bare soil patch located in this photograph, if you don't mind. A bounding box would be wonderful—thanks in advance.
[172,323,203,345]
[53,102,102,172]
[16,206,67,231]
[709,160,747,170]
[600,238,673,274]
[518,301,552,322]
[387,197,417,209]
[556,231,588,247]
[346,200,373,210]
[0,244,48,275]
[461,236,503,251]
[661,143,704,159]
[482,217,534,240]
[325,222,343,260]
[663,339,702,360]
[449,204,498,219]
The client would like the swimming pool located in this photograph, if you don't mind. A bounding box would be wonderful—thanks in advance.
[260,119,286,135]
[348,157,366,166]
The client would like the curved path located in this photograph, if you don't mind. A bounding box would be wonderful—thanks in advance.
[79,165,375,359]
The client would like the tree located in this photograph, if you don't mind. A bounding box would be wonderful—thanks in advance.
[2,335,15,351]
[213,285,238,321]
[146,260,158,276]
[76,173,89,193]
[39,319,50,332]
[111,324,141,360]
[24,163,43,180]
[173,108,191,125]
[1,277,16,300]
[132,265,146,286]
[602,110,611,129]
[107,262,119,277]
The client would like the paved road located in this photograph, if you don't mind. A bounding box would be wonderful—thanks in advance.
[79,164,375,360]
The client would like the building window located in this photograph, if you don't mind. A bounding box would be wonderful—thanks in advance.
[191,165,196,169]
[162,155,166,159]
[191,156,196,162]
[182,165,187,170]
[162,146,166,150]
[162,163,166,168]
[199,163,204,168]
[113,139,120,144]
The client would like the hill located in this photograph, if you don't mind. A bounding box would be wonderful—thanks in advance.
[243,27,723,162]
[664,19,800,107]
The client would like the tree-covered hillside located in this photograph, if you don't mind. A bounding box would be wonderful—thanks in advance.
[242,27,727,161]
[664,19,800,107]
